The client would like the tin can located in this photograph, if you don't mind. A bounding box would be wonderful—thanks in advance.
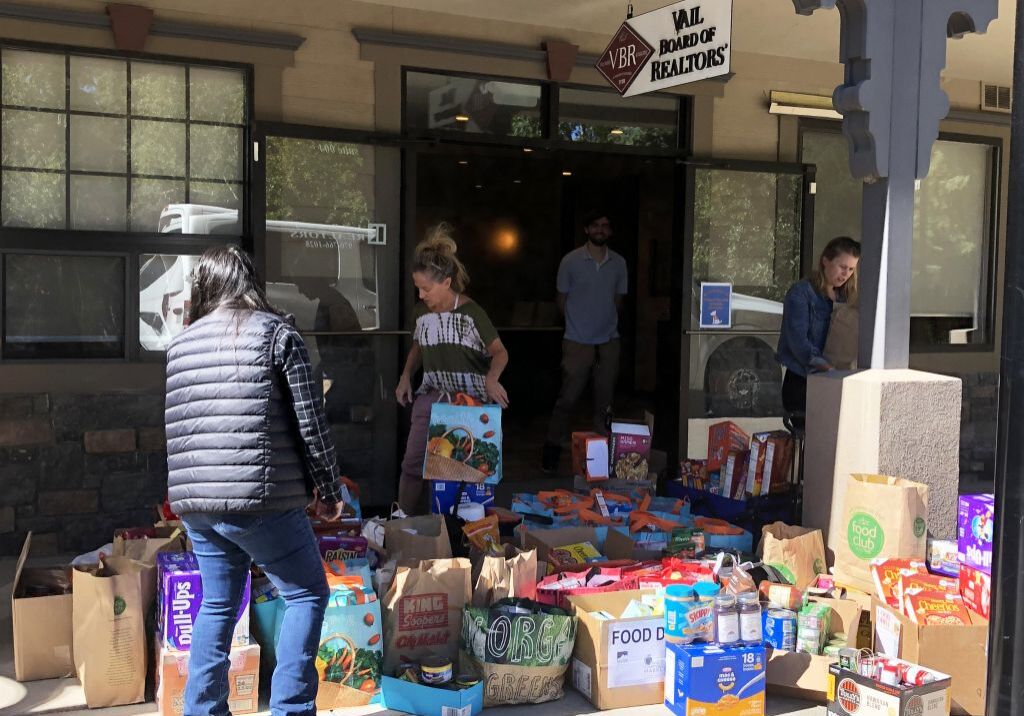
[763,608,797,650]
[421,656,453,686]
[397,662,420,683]
[823,644,843,658]
[903,665,937,686]
[838,647,860,672]
[762,583,804,611]
[858,657,880,680]
[456,674,481,688]
[879,662,901,686]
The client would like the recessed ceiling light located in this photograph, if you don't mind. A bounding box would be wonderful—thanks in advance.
[562,170,573,177]
[610,127,625,136]
[458,160,469,165]
[523,147,534,153]
[513,179,522,184]
[475,184,483,189]
[455,114,470,122]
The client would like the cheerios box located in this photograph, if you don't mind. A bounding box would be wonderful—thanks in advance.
[665,643,766,716]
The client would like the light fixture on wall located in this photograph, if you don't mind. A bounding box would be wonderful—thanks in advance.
[523,147,534,153]
[610,127,625,136]
[455,114,471,122]
[562,170,573,177]
[458,160,469,166]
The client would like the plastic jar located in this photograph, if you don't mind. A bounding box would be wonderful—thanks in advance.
[738,592,763,645]
[664,584,696,644]
[713,594,740,646]
[692,582,721,642]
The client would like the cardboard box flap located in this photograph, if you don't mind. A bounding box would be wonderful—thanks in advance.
[12,531,32,597]
[523,526,600,563]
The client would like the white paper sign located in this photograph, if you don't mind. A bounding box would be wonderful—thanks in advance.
[623,0,733,97]
[572,658,593,698]
[606,619,666,688]
[875,606,902,657]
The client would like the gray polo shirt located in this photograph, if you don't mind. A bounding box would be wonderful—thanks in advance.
[557,246,628,345]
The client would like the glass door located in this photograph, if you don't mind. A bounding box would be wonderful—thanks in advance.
[680,160,814,460]
[252,125,403,507]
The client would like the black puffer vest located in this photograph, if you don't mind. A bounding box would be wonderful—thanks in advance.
[165,309,309,514]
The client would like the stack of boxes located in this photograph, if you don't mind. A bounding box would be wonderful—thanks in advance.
[957,493,993,619]
[155,552,260,716]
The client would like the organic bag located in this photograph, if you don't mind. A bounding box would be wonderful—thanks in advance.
[384,513,453,562]
[72,556,155,708]
[460,601,577,706]
[383,558,472,673]
[424,400,503,484]
[471,545,538,607]
[758,522,827,589]
[834,474,928,592]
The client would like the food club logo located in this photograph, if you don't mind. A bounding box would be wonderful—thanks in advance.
[837,678,861,713]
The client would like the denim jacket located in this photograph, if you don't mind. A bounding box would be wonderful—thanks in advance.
[776,279,833,377]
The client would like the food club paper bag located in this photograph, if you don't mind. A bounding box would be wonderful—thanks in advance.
[72,556,155,708]
[758,522,827,589]
[383,558,472,673]
[833,474,928,591]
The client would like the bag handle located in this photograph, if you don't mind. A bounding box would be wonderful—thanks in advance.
[437,427,476,465]
[629,511,679,533]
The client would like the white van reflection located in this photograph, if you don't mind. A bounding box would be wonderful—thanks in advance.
[156,204,380,335]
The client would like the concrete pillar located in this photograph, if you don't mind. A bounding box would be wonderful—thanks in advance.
[803,369,962,551]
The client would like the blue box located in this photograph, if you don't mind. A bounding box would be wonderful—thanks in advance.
[381,675,484,716]
[664,642,766,716]
[429,480,495,515]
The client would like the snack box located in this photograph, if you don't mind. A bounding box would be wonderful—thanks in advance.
[430,480,495,515]
[609,421,652,481]
[157,551,251,651]
[827,662,951,716]
[382,675,484,716]
[959,563,991,620]
[155,642,260,716]
[957,494,993,575]
[317,534,368,562]
[548,541,605,573]
[927,538,960,578]
[706,421,749,473]
[665,642,766,716]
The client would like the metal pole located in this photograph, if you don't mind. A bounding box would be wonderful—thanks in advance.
[987,2,1024,713]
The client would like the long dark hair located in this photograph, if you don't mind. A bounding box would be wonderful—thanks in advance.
[189,245,283,324]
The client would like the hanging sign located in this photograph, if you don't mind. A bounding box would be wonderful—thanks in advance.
[699,282,732,329]
[596,0,733,97]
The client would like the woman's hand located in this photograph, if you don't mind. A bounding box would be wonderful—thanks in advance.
[486,376,509,409]
[396,373,414,406]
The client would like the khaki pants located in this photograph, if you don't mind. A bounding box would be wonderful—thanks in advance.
[546,338,620,445]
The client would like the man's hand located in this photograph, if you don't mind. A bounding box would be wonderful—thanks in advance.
[314,495,345,522]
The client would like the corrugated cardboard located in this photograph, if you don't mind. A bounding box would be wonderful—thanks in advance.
[522,526,601,565]
[573,432,609,481]
[12,532,74,682]
[767,597,861,701]
[155,642,260,715]
[568,590,665,710]
[872,597,988,716]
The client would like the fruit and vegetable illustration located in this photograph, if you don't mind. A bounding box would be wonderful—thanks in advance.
[424,399,503,484]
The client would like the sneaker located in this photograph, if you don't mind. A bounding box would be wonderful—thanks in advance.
[541,443,561,474]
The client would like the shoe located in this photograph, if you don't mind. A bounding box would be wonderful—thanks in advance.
[541,443,561,474]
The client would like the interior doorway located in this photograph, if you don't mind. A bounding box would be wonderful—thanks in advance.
[408,145,677,480]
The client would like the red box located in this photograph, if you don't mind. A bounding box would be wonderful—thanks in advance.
[706,421,749,472]
[960,563,991,619]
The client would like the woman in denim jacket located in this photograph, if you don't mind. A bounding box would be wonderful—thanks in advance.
[777,236,861,415]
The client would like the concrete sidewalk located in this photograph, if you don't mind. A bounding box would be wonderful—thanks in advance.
[0,555,824,716]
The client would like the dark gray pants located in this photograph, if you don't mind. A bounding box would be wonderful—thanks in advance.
[546,338,620,445]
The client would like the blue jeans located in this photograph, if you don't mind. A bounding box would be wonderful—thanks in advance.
[182,508,328,716]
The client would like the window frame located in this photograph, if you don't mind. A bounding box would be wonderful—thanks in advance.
[797,119,1002,354]
[0,39,255,362]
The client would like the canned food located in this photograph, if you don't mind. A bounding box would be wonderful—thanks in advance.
[456,674,481,688]
[902,665,937,686]
[763,583,803,611]
[397,662,420,683]
[838,647,860,672]
[879,663,901,686]
[421,656,453,685]
[763,608,797,650]
[858,657,880,680]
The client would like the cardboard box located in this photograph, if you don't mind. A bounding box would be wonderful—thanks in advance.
[157,551,251,650]
[872,598,988,715]
[665,642,766,716]
[767,597,862,701]
[721,449,749,500]
[827,662,952,716]
[706,421,749,472]
[381,675,484,716]
[927,538,960,578]
[317,534,368,562]
[609,421,651,481]
[568,590,666,710]
[11,533,74,682]
[959,564,991,620]
[957,494,993,575]
[155,642,260,715]
[573,431,610,481]
[429,480,495,515]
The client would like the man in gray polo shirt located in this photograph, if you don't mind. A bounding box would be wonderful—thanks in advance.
[543,211,628,472]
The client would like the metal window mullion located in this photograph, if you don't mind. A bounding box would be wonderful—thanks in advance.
[126,61,132,231]
[184,65,190,204]
[64,54,70,230]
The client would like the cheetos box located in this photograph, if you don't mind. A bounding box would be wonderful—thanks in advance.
[664,643,765,716]
[155,642,260,715]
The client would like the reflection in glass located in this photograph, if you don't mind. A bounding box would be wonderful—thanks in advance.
[189,125,242,181]
[131,178,185,232]
[190,67,246,124]
[70,175,126,230]
[70,116,126,173]
[70,56,126,113]
[405,72,543,138]
[139,254,199,351]
[2,109,65,169]
[2,49,66,109]
[190,181,243,215]
[558,88,677,148]
[4,254,125,359]
[1,170,65,228]
[132,120,186,177]
[131,62,186,119]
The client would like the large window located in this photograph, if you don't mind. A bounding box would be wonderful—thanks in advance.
[802,127,998,348]
[0,45,250,360]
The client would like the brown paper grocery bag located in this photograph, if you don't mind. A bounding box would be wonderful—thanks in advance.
[471,546,538,607]
[758,522,827,589]
[383,558,472,673]
[385,513,453,562]
[824,303,859,370]
[72,556,155,708]
[833,474,928,592]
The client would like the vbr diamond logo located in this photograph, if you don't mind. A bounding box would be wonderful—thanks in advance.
[596,23,654,94]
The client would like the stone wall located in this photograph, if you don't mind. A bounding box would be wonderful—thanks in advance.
[0,393,167,557]
[958,371,999,491]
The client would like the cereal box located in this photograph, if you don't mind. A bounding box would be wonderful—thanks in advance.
[957,494,993,575]
[959,563,991,619]
[707,422,749,473]
[904,593,973,626]
[665,642,766,716]
[547,541,605,573]
[157,552,250,651]
[870,559,926,609]
[926,538,959,578]
[896,571,959,609]
[610,421,652,481]
[155,642,260,716]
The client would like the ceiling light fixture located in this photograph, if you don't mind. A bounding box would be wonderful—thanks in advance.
[455,114,470,122]
[458,160,469,165]
[610,127,625,136]
[562,170,573,177]
[523,147,534,153]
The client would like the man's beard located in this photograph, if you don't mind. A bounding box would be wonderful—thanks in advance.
[588,235,609,246]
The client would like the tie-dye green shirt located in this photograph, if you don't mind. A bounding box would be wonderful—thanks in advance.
[413,299,498,400]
